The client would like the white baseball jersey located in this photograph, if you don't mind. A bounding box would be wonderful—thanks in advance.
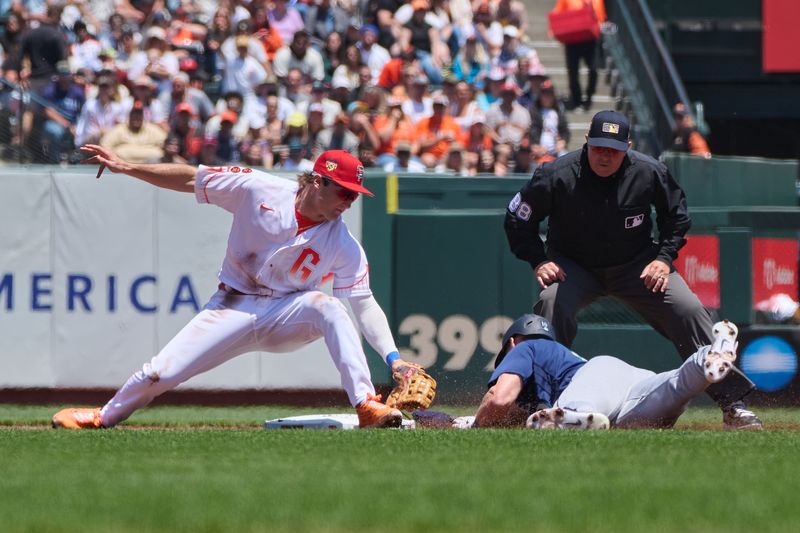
[195,165,371,298]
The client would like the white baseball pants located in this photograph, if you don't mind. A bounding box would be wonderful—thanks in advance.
[555,346,713,428]
[100,289,375,427]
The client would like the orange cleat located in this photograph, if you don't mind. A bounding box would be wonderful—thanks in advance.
[51,408,104,429]
[356,394,402,428]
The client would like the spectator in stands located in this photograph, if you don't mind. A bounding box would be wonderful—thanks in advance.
[100,101,167,163]
[305,0,351,46]
[374,96,415,169]
[268,0,305,44]
[402,74,433,124]
[477,67,506,109]
[497,25,526,76]
[283,110,310,148]
[349,109,381,155]
[38,61,85,163]
[97,13,125,51]
[208,90,249,142]
[464,112,493,175]
[293,80,340,129]
[671,103,711,159]
[486,80,531,175]
[452,34,489,86]
[168,102,203,164]
[391,140,427,172]
[0,11,25,72]
[127,26,180,97]
[317,112,360,154]
[551,0,606,111]
[357,25,391,84]
[438,142,468,175]
[512,137,534,174]
[322,31,344,82]
[213,109,241,163]
[203,8,233,90]
[279,138,315,171]
[254,73,296,121]
[415,92,464,168]
[332,45,364,92]
[75,73,127,146]
[399,0,447,85]
[530,80,570,162]
[452,80,481,131]
[18,4,67,95]
[221,19,269,69]
[375,0,403,52]
[273,30,325,82]
[130,75,167,130]
[473,1,504,58]
[495,0,529,39]
[281,67,312,106]
[252,5,284,63]
[222,35,268,102]
[70,20,102,73]
[160,71,214,123]
[329,74,354,107]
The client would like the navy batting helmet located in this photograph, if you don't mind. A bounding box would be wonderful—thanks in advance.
[495,314,555,368]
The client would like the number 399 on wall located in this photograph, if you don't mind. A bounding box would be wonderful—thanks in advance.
[396,314,514,371]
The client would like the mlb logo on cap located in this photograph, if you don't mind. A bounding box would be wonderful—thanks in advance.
[588,110,630,151]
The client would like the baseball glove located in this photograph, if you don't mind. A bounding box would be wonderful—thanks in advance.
[385,363,437,411]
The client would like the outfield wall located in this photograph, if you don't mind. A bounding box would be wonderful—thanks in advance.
[1,160,799,405]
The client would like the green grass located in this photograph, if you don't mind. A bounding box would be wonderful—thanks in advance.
[1,405,799,532]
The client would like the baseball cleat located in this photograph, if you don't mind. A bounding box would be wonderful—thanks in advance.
[704,320,739,383]
[357,394,403,428]
[51,407,104,429]
[723,401,763,431]
[526,407,610,430]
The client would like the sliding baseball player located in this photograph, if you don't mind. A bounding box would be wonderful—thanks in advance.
[473,314,744,429]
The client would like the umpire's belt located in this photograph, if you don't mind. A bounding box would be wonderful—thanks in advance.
[218,282,274,297]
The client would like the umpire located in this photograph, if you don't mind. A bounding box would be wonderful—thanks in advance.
[504,110,761,430]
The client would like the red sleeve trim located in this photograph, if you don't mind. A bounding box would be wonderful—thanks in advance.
[333,264,370,290]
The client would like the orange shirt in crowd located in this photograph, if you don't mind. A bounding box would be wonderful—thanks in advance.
[415,116,465,159]
[373,114,416,155]
[688,131,711,156]
[256,28,283,61]
[378,58,405,89]
[552,0,607,22]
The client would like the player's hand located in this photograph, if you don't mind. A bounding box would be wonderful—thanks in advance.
[535,261,566,289]
[79,144,126,179]
[640,259,670,293]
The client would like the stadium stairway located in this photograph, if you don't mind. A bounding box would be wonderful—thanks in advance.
[522,0,617,151]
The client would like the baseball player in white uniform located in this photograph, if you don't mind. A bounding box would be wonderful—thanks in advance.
[473,315,744,429]
[52,146,410,429]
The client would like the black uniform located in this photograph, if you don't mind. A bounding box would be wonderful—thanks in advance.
[504,145,755,406]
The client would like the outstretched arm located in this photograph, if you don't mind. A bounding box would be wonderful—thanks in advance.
[80,144,197,193]
[474,373,528,427]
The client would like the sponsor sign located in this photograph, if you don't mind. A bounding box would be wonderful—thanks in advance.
[676,235,720,308]
[752,238,798,307]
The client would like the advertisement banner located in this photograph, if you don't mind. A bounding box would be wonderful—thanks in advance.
[751,237,798,311]
[738,326,800,406]
[676,235,720,308]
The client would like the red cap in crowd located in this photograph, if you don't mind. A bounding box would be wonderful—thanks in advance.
[313,150,373,197]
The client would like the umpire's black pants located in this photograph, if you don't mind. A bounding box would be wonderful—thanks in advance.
[533,249,756,407]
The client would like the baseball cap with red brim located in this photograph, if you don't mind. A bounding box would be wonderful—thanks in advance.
[313,150,373,197]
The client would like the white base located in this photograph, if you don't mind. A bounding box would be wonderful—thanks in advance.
[264,413,415,430]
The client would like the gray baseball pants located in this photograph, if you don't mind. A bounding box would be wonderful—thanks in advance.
[534,249,756,406]
[555,348,713,428]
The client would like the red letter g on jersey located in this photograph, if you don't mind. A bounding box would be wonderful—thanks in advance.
[289,248,320,282]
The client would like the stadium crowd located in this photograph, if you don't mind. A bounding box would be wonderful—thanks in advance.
[0,0,574,176]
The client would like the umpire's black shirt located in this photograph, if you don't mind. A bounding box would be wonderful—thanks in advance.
[504,145,691,269]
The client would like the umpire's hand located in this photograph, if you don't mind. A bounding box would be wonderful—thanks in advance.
[535,261,567,289]
[640,259,670,293]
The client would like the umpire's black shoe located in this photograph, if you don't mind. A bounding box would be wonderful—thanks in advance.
[722,401,763,431]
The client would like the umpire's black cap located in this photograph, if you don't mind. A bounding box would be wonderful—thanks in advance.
[494,314,555,368]
[587,110,630,151]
